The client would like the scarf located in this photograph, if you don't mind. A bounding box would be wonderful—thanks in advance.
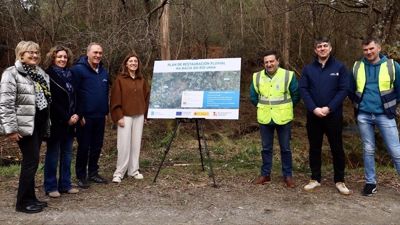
[53,66,75,111]
[22,63,52,105]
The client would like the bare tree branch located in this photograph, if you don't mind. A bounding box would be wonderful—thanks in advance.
[19,0,54,43]
[147,0,169,24]
[339,0,381,14]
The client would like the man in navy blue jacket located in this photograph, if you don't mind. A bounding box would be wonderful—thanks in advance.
[72,43,110,188]
[299,37,350,195]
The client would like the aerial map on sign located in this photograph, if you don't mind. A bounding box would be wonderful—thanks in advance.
[148,58,241,119]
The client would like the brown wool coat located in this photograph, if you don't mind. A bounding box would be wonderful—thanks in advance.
[110,74,150,122]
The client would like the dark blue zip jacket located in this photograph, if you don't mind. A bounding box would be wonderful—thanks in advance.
[299,55,348,117]
[71,56,109,119]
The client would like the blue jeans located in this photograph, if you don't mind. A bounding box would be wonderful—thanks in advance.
[357,111,400,184]
[44,135,74,193]
[75,117,105,179]
[259,122,293,178]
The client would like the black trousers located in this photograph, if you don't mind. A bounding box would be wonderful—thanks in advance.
[16,121,46,207]
[306,114,345,183]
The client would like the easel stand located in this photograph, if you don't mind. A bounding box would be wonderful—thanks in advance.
[153,118,217,187]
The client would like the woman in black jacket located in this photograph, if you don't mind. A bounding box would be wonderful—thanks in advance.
[43,46,79,198]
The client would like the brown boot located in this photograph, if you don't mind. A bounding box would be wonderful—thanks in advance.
[252,175,271,185]
[284,177,295,188]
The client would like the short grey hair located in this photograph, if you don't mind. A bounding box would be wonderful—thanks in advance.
[314,37,331,49]
[86,42,102,52]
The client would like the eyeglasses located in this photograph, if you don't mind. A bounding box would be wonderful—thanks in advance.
[24,51,40,56]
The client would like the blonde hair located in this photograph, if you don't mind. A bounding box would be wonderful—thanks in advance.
[43,46,74,69]
[15,41,41,64]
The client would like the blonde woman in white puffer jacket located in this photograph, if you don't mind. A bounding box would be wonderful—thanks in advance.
[0,41,51,214]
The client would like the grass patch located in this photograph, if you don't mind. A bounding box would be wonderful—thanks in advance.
[231,145,259,162]
[0,164,21,179]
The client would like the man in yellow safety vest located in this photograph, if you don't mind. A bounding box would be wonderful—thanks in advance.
[349,37,400,196]
[250,50,300,188]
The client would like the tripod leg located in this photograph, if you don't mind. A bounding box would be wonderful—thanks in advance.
[199,119,217,187]
[195,119,205,171]
[153,119,181,182]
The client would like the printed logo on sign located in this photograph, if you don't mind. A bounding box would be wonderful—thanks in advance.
[182,112,191,117]
[176,112,182,116]
[213,112,218,116]
[151,111,155,115]
[194,112,209,116]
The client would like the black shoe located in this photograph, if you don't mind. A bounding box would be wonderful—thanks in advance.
[35,200,47,208]
[16,205,43,214]
[77,177,90,189]
[362,183,377,196]
[89,173,108,184]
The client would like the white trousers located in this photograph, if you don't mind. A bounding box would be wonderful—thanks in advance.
[113,115,144,178]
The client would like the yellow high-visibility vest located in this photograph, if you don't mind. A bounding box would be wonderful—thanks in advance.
[353,59,396,112]
[252,68,294,124]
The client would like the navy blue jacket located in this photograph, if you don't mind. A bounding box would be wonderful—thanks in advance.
[71,56,109,119]
[299,55,348,117]
[46,66,77,141]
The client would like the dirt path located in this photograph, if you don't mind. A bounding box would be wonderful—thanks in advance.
[1,171,400,225]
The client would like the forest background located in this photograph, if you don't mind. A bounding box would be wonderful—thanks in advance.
[1,0,400,224]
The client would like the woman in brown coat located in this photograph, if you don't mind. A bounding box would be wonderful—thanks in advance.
[110,53,150,183]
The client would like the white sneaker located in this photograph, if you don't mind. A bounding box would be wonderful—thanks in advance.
[304,180,321,192]
[112,176,121,183]
[133,173,144,179]
[336,182,350,195]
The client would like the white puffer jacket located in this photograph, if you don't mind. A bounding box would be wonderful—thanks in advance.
[0,60,50,136]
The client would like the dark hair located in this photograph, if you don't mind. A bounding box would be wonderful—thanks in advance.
[43,46,73,69]
[119,53,143,79]
[362,37,380,46]
[314,37,331,49]
[263,50,280,60]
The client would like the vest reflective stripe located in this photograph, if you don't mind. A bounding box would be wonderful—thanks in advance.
[383,98,397,109]
[256,70,291,105]
[353,59,396,112]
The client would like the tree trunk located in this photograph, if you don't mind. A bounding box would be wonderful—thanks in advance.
[240,0,244,52]
[160,0,170,60]
[283,0,290,68]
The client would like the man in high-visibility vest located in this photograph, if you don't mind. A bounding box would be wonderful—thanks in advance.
[300,37,350,195]
[250,50,300,188]
[349,37,400,196]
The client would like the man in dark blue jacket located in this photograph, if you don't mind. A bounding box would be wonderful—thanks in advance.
[299,37,350,195]
[72,43,109,188]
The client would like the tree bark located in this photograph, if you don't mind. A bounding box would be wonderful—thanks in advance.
[283,0,290,68]
[160,0,170,60]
